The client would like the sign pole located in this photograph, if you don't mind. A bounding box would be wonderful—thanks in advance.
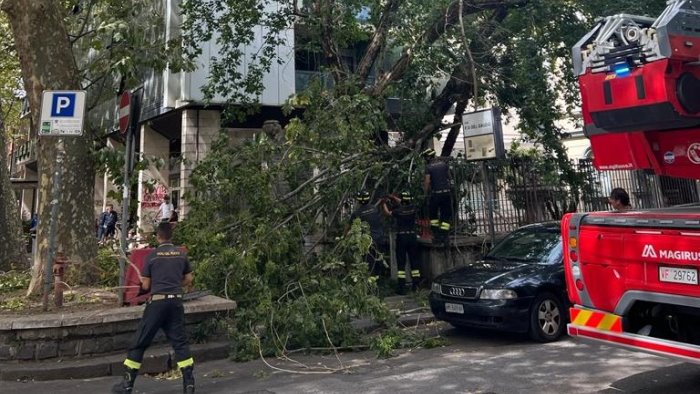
[118,132,131,305]
[43,140,64,311]
[117,91,131,306]
[481,161,496,245]
[117,88,140,306]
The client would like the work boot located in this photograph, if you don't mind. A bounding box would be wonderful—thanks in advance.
[182,365,195,394]
[111,367,138,393]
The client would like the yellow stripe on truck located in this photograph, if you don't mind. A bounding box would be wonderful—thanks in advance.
[570,306,623,333]
[572,309,594,326]
[597,313,619,331]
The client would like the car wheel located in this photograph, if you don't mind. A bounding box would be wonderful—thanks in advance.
[529,292,565,342]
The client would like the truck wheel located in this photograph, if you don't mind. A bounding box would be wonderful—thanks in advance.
[529,292,565,342]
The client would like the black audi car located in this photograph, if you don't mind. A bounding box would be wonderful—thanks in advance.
[429,222,566,342]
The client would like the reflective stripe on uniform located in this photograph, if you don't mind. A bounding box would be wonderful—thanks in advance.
[397,271,406,279]
[430,220,440,227]
[177,357,195,369]
[440,222,451,230]
[124,359,141,370]
[411,270,421,278]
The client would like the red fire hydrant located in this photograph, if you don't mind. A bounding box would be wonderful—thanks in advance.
[53,253,69,307]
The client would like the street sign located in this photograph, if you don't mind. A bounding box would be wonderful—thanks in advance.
[39,90,87,136]
[118,91,131,134]
[462,108,505,161]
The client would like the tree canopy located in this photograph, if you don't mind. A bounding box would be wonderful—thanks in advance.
[176,0,668,358]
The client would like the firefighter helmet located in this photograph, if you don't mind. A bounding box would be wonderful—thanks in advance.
[355,190,370,204]
[399,191,413,202]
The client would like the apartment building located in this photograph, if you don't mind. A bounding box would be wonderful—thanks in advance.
[11,1,302,233]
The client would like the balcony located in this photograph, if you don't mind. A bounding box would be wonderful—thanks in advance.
[13,138,37,166]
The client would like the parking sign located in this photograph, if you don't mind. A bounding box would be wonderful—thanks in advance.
[39,90,86,136]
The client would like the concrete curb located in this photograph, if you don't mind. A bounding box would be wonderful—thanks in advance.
[0,341,230,382]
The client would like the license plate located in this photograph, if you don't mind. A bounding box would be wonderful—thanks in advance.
[659,266,698,285]
[445,303,464,314]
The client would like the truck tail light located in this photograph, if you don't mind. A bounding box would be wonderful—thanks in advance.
[568,237,578,249]
[570,250,579,262]
[575,279,585,291]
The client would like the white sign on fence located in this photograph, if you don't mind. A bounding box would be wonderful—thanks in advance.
[462,108,505,161]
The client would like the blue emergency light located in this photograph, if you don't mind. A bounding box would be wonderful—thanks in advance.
[613,64,631,77]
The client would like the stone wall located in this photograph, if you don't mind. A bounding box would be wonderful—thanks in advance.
[417,236,499,280]
[0,296,235,362]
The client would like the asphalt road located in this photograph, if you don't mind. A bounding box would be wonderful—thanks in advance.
[5,324,700,394]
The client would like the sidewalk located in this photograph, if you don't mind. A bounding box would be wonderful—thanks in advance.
[0,294,435,382]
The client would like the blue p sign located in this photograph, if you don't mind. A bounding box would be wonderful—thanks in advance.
[51,93,76,117]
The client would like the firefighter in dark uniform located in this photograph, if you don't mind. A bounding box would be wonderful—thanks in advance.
[112,222,195,394]
[422,148,453,245]
[349,190,388,280]
[382,191,422,294]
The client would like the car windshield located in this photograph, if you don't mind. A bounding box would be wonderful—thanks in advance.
[485,225,562,264]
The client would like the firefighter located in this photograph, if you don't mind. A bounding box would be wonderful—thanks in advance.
[422,148,453,245]
[382,191,422,294]
[349,190,388,280]
[112,222,195,394]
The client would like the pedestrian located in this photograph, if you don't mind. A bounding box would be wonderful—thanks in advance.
[422,148,454,245]
[97,206,107,241]
[97,204,118,242]
[29,213,38,233]
[609,188,632,211]
[105,204,119,240]
[349,190,389,281]
[156,194,174,223]
[111,222,195,394]
[382,191,423,294]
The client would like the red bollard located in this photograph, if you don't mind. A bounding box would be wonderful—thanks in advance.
[53,253,69,307]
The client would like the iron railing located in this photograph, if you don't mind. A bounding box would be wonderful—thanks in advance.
[449,158,700,237]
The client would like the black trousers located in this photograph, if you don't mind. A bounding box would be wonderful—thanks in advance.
[428,191,453,238]
[429,192,453,225]
[396,234,421,279]
[126,298,192,366]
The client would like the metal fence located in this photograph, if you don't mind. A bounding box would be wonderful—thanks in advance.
[577,159,699,211]
[450,158,700,237]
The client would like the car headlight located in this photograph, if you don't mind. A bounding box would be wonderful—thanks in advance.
[479,288,518,300]
[431,282,442,293]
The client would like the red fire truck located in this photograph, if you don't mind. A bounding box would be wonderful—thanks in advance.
[564,0,700,361]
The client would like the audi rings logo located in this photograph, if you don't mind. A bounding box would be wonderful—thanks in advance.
[448,287,465,297]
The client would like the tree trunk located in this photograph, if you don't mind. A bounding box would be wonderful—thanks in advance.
[440,99,468,157]
[2,0,97,295]
[356,0,402,85]
[0,112,24,269]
